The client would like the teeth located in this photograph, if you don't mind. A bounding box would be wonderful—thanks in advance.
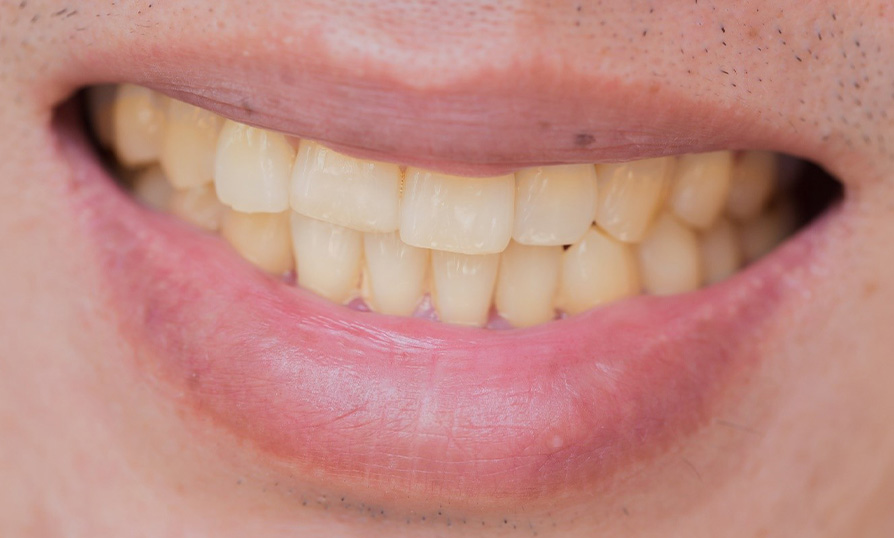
[699,217,743,284]
[431,251,499,326]
[112,84,167,167]
[160,100,223,190]
[132,166,174,211]
[290,213,362,303]
[168,185,226,232]
[669,151,734,230]
[362,232,429,316]
[291,141,402,232]
[512,165,596,246]
[220,210,294,274]
[726,151,777,221]
[594,157,674,243]
[739,203,796,263]
[637,213,702,295]
[87,85,117,148]
[495,241,561,327]
[214,120,295,213]
[558,227,640,315]
[400,169,514,254]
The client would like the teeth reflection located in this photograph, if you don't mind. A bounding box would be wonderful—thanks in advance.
[220,210,294,274]
[431,251,499,327]
[290,213,363,304]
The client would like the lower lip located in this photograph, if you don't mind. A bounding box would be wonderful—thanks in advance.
[60,108,835,509]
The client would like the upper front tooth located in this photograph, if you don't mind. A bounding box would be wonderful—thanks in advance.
[400,169,514,254]
[214,120,295,213]
[669,151,734,230]
[431,251,499,327]
[512,164,596,246]
[594,157,674,243]
[725,151,777,220]
[112,84,167,167]
[161,100,223,190]
[290,141,402,232]
[637,213,702,295]
[362,232,429,316]
[290,213,363,304]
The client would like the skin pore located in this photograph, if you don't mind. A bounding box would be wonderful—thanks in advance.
[1,1,893,536]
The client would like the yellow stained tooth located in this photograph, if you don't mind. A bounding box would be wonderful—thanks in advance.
[160,100,223,190]
[214,120,295,213]
[87,85,117,148]
[291,141,402,232]
[558,227,640,315]
[362,232,429,316]
[112,84,167,167]
[739,202,797,263]
[220,210,294,274]
[594,157,674,243]
[512,164,596,246]
[132,166,173,211]
[400,169,514,255]
[638,213,702,295]
[669,151,734,230]
[431,251,499,327]
[726,151,777,221]
[290,213,362,304]
[168,184,226,232]
[495,241,561,327]
[699,217,743,284]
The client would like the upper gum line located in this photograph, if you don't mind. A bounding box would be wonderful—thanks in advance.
[90,83,796,329]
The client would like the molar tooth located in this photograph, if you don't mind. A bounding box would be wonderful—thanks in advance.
[87,85,117,148]
[400,169,514,254]
[699,217,743,284]
[594,157,673,243]
[132,166,173,211]
[739,202,796,262]
[160,100,223,190]
[512,165,596,246]
[638,213,702,295]
[431,251,499,327]
[725,151,778,220]
[362,232,429,316]
[291,141,402,232]
[220,210,294,274]
[290,213,362,304]
[112,84,167,167]
[214,120,295,213]
[558,227,640,315]
[168,185,226,232]
[669,151,734,230]
[495,241,561,327]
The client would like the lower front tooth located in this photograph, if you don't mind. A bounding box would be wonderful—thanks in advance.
[512,164,596,246]
[112,84,167,167]
[290,213,362,304]
[594,157,673,243]
[431,251,499,327]
[495,241,561,328]
[699,217,742,284]
[362,232,429,316]
[168,185,226,232]
[669,151,733,230]
[220,210,294,274]
[637,213,702,295]
[160,100,223,190]
[558,227,640,315]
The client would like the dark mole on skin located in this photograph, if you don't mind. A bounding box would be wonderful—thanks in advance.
[574,133,595,147]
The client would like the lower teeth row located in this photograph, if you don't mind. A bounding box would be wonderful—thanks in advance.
[89,84,797,328]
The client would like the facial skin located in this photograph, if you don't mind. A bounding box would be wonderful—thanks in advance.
[1,1,893,536]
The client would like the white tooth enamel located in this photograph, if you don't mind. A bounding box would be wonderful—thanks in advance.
[512,164,596,246]
[558,227,640,315]
[594,157,674,243]
[87,85,117,148]
[739,203,796,262]
[112,84,167,166]
[132,166,174,211]
[160,99,223,190]
[214,120,295,213]
[726,151,777,221]
[290,212,362,303]
[669,151,734,230]
[400,169,514,254]
[168,185,226,232]
[290,141,402,232]
[431,251,499,326]
[495,241,561,327]
[638,213,702,295]
[220,210,294,274]
[699,217,742,284]
[362,232,429,316]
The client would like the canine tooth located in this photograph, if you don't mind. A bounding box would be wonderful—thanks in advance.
[495,242,561,327]
[290,213,362,303]
[558,227,640,314]
[512,165,596,246]
[670,151,733,230]
[112,84,166,167]
[363,232,429,316]
[168,185,226,232]
[220,210,294,274]
[400,169,514,254]
[700,217,742,284]
[87,85,117,148]
[594,157,673,243]
[291,141,402,232]
[431,251,499,326]
[726,151,777,220]
[214,121,295,213]
[160,100,223,190]
[638,213,702,295]
[739,203,796,262]
[132,166,173,211]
